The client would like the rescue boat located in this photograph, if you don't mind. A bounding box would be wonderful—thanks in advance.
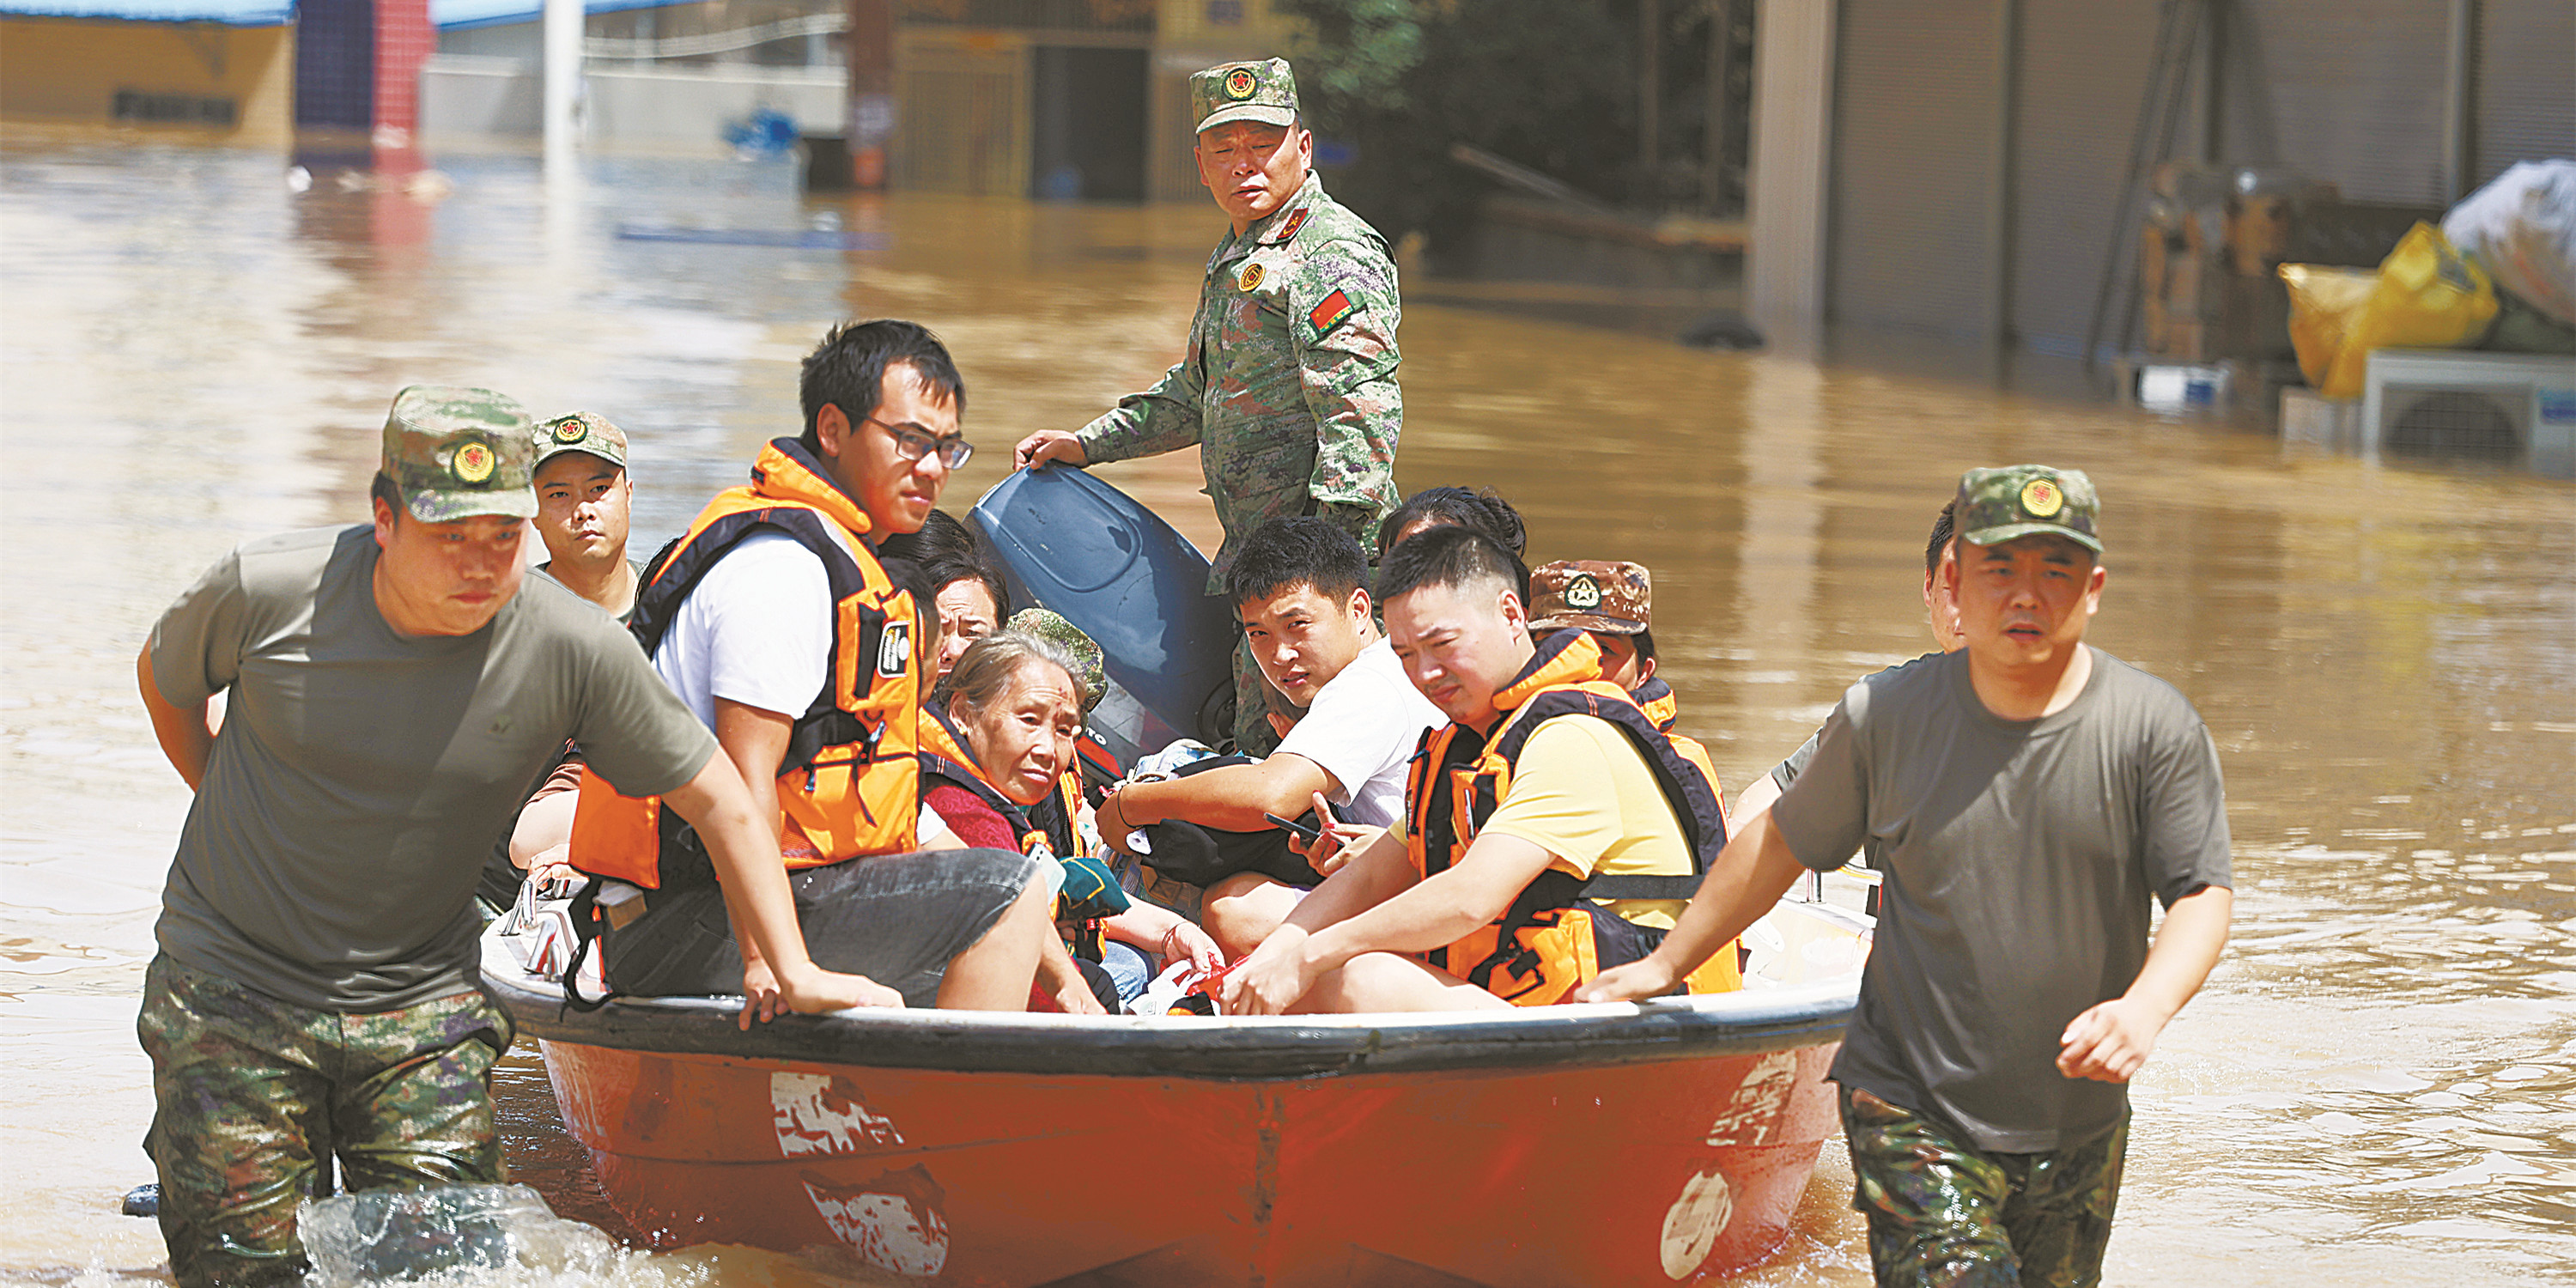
[480,893,1868,1287]
[488,466,1873,1284]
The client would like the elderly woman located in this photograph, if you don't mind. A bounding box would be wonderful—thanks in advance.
[926,629,1222,1010]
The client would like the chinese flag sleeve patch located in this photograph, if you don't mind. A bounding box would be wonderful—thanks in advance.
[1308,289,1356,336]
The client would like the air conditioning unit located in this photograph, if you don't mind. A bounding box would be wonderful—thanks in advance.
[2360,349,2576,479]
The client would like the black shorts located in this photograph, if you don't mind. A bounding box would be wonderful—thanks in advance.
[602,848,1038,1009]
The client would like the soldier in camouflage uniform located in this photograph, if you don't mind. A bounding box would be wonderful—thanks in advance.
[1581,466,2234,1287]
[134,386,854,1285]
[1014,58,1402,755]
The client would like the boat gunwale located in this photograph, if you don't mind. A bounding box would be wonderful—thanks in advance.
[483,936,1859,1081]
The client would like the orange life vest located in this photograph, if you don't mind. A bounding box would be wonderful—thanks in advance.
[568,439,923,889]
[1631,675,1681,733]
[915,710,1056,860]
[1404,630,1742,1005]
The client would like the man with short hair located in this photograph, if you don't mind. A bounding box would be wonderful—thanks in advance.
[573,319,1058,1014]
[529,410,641,618]
[1583,466,2234,1288]
[1223,525,1731,1014]
[135,386,878,1287]
[480,410,648,908]
[1527,557,1664,708]
[1012,58,1402,755]
[1094,516,1443,956]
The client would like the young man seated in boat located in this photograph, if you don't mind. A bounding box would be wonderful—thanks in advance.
[1222,525,1740,1014]
[1093,516,1445,960]
[878,507,1010,683]
[1521,559,1728,814]
[482,410,645,911]
[568,319,1059,1013]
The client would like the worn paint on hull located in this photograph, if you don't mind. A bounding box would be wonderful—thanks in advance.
[537,1036,1839,1286]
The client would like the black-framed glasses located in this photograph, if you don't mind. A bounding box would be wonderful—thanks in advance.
[863,416,974,470]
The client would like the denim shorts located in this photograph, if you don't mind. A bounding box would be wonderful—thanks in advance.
[602,847,1038,1009]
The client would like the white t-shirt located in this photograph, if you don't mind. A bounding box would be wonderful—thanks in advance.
[654,533,965,853]
[1273,636,1446,829]
[651,532,834,726]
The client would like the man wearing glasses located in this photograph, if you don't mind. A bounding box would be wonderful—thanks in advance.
[568,319,1061,1014]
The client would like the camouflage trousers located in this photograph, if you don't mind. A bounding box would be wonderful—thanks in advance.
[137,955,516,1288]
[1839,1085,2127,1288]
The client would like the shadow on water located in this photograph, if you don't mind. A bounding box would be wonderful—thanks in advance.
[2,131,2571,1286]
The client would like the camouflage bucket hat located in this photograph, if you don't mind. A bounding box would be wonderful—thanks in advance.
[1009,608,1107,713]
[1191,58,1299,133]
[532,411,629,471]
[382,386,537,523]
[1954,465,2102,554]
[1528,560,1652,635]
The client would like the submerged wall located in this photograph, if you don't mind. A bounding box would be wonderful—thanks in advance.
[0,17,295,148]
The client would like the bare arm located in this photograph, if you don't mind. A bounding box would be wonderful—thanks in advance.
[1577,810,1809,1003]
[1226,829,1553,1015]
[137,647,215,791]
[1035,933,1108,1015]
[709,699,795,992]
[2057,884,2233,1083]
[508,791,579,869]
[1729,774,1783,822]
[1097,753,1337,843]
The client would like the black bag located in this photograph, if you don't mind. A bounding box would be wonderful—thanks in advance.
[1131,755,1327,890]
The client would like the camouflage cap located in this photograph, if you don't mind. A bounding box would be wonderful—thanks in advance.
[1954,465,2102,554]
[381,385,536,523]
[532,411,629,472]
[1009,608,1107,713]
[1528,560,1651,635]
[1191,58,1298,133]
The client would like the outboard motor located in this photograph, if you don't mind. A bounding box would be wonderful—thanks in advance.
[969,466,1238,768]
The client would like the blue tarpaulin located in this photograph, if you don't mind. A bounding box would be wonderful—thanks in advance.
[0,0,292,24]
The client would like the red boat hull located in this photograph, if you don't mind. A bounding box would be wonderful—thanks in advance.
[539,1035,1841,1287]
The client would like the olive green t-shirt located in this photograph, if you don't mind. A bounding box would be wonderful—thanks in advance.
[148,526,718,1012]
[1771,647,2232,1153]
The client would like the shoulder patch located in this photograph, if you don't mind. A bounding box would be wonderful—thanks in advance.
[1308,288,1355,336]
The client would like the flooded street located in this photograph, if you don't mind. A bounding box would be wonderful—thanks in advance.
[3,136,2570,1285]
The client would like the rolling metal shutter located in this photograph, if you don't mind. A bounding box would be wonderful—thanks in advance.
[1828,0,2002,340]
[2220,0,2451,204]
[2007,0,2163,356]
[2474,0,2576,187]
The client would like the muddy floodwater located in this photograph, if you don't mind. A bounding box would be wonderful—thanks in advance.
[3,136,2571,1286]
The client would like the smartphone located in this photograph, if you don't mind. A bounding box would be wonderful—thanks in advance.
[1262,811,1324,841]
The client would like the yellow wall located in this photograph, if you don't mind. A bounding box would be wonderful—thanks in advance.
[0,18,295,149]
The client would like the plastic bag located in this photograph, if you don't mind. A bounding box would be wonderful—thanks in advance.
[2318,223,2497,398]
[2440,158,2576,326]
[2277,264,2379,390]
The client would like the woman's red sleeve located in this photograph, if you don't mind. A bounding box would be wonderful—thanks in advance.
[924,782,1021,851]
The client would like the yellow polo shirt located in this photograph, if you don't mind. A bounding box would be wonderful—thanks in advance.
[1477,714,1694,929]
